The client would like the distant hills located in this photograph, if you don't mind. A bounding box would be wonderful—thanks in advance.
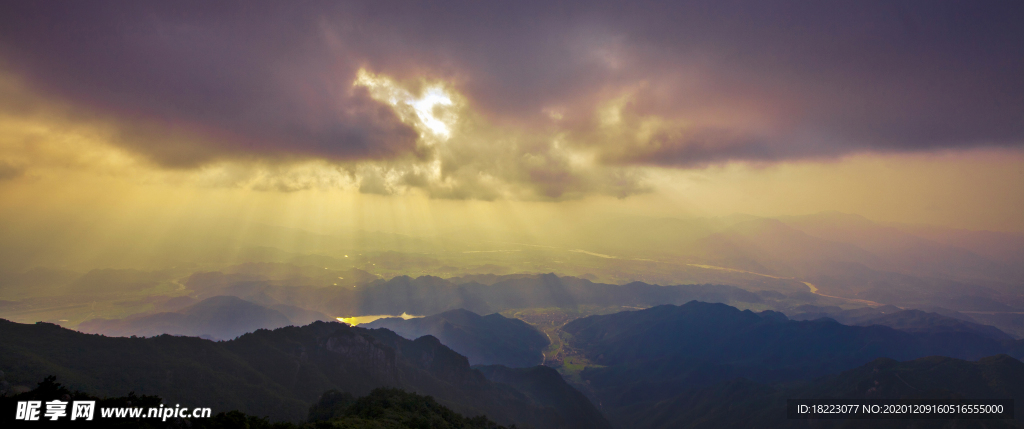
[3,211,1023,319]
[5,211,1024,339]
[78,296,327,340]
[365,308,550,367]
[0,318,604,428]
[187,271,771,320]
[136,270,1021,346]
[560,301,1024,428]
[790,306,1016,341]
[565,302,1021,371]
[2,208,1023,428]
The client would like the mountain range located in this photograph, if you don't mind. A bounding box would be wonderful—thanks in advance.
[560,301,1024,428]
[365,308,550,367]
[78,295,328,340]
[789,305,1016,341]
[0,318,608,428]
[186,272,774,320]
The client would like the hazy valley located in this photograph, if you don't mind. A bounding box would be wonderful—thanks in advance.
[2,213,1023,427]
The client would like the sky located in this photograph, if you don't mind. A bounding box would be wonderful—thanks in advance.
[0,0,1021,243]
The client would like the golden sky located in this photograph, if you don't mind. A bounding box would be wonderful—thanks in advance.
[0,1,1021,244]
[1,72,1020,236]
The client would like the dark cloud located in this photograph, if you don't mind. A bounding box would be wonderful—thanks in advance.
[0,161,26,181]
[0,1,420,167]
[0,0,1020,171]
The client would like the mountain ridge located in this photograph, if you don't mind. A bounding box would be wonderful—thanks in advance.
[0,318,604,427]
[364,308,550,367]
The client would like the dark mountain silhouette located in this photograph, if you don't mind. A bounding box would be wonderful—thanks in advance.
[78,296,308,340]
[475,365,613,429]
[303,388,512,429]
[565,302,1020,371]
[1,376,514,429]
[364,308,549,367]
[560,301,1024,428]
[0,318,604,427]
[790,306,1016,341]
[1,376,164,429]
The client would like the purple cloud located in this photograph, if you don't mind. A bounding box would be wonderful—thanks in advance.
[0,0,1020,169]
